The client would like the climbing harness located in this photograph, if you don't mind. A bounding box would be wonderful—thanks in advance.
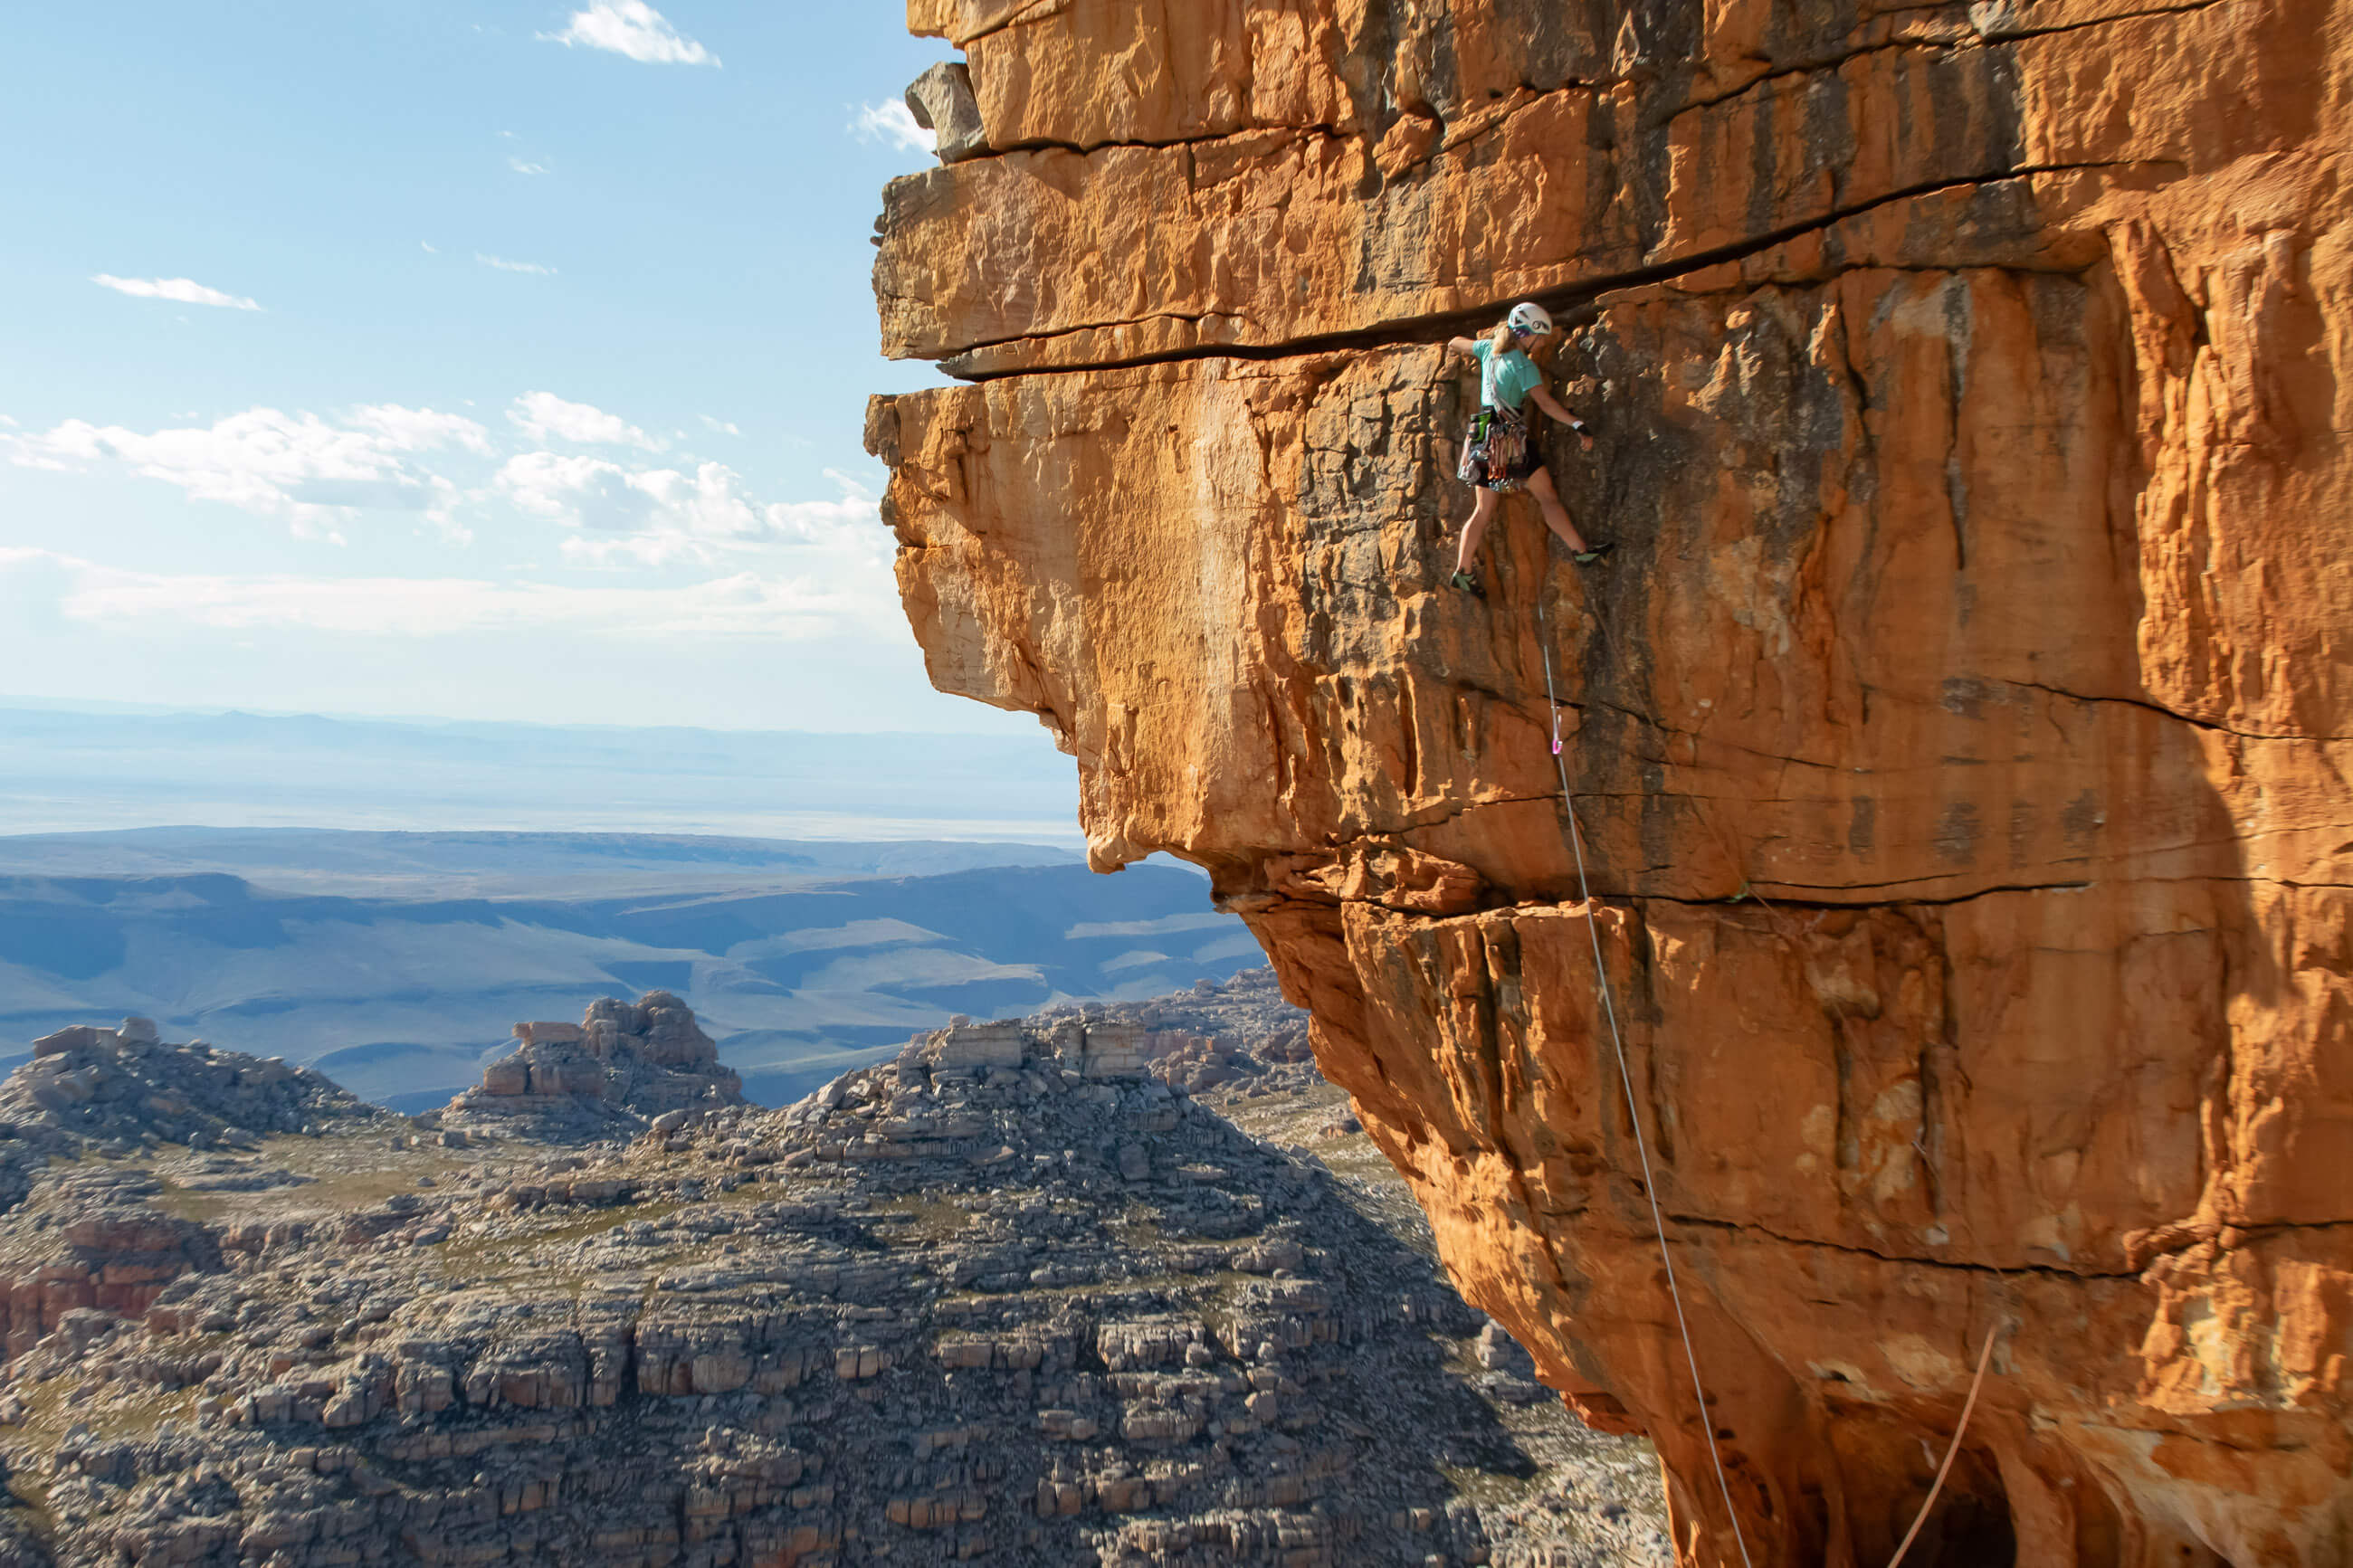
[1535,591,1758,1568]
[1458,401,1532,491]
[1534,589,2005,1568]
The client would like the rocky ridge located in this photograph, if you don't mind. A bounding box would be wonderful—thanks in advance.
[0,977,1666,1565]
[1022,968,1319,1100]
[0,1024,398,1380]
[868,4,2353,1564]
[5,1021,392,1162]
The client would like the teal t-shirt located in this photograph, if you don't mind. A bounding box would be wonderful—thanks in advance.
[1472,339,1544,412]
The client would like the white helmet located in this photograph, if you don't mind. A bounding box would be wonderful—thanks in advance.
[1506,300,1554,336]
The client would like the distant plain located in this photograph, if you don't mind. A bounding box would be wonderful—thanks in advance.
[0,703,1083,842]
[0,706,1254,1110]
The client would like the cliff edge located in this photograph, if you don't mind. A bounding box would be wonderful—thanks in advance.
[867,4,2353,1565]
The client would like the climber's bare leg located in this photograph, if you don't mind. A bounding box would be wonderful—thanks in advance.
[1453,487,1500,575]
[1526,467,1590,554]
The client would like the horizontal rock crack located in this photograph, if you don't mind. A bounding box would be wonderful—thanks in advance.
[1662,1212,2140,1280]
[2006,679,2348,744]
[937,161,2179,381]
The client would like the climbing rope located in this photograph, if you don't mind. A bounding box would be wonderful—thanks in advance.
[1534,585,2010,1568]
[1534,591,1758,1568]
[1885,1325,2002,1568]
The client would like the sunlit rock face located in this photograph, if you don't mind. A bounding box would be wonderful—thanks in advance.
[869,3,2353,1563]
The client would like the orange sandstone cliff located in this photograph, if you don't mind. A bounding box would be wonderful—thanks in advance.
[866,4,2353,1563]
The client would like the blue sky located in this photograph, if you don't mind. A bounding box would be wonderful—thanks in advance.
[0,2,1019,733]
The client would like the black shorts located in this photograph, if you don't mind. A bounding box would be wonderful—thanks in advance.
[1474,450,1540,492]
[1457,406,1538,493]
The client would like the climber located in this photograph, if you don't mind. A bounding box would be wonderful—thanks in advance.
[1444,300,1606,597]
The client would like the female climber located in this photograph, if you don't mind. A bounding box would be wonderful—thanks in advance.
[1444,300,1607,597]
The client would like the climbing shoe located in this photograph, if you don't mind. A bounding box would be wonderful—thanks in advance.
[1448,568,1485,598]
[1572,541,1615,566]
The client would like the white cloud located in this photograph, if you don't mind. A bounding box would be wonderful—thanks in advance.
[0,548,844,640]
[497,451,648,529]
[699,415,741,437]
[509,392,658,450]
[91,275,262,311]
[543,2,717,66]
[852,100,931,156]
[477,253,557,275]
[5,406,487,530]
[420,242,440,254]
[508,157,549,176]
[497,456,885,569]
[347,404,495,455]
[7,396,874,589]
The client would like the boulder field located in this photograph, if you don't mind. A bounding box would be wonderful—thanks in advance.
[0,978,1666,1566]
[865,4,2353,1564]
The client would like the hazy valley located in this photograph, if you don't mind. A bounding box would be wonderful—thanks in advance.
[0,828,1254,1111]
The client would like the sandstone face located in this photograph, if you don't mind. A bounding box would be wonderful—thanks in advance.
[871,4,2353,1564]
[444,991,744,1141]
[0,1168,226,1361]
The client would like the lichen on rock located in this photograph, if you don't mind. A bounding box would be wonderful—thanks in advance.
[870,4,2353,1563]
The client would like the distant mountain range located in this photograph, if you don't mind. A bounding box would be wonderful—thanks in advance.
[0,829,1256,1111]
[0,825,1082,897]
[0,704,1081,841]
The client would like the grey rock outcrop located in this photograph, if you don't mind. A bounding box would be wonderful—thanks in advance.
[904,61,988,164]
[443,991,743,1142]
[1032,968,1322,1100]
[2,1018,390,1159]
